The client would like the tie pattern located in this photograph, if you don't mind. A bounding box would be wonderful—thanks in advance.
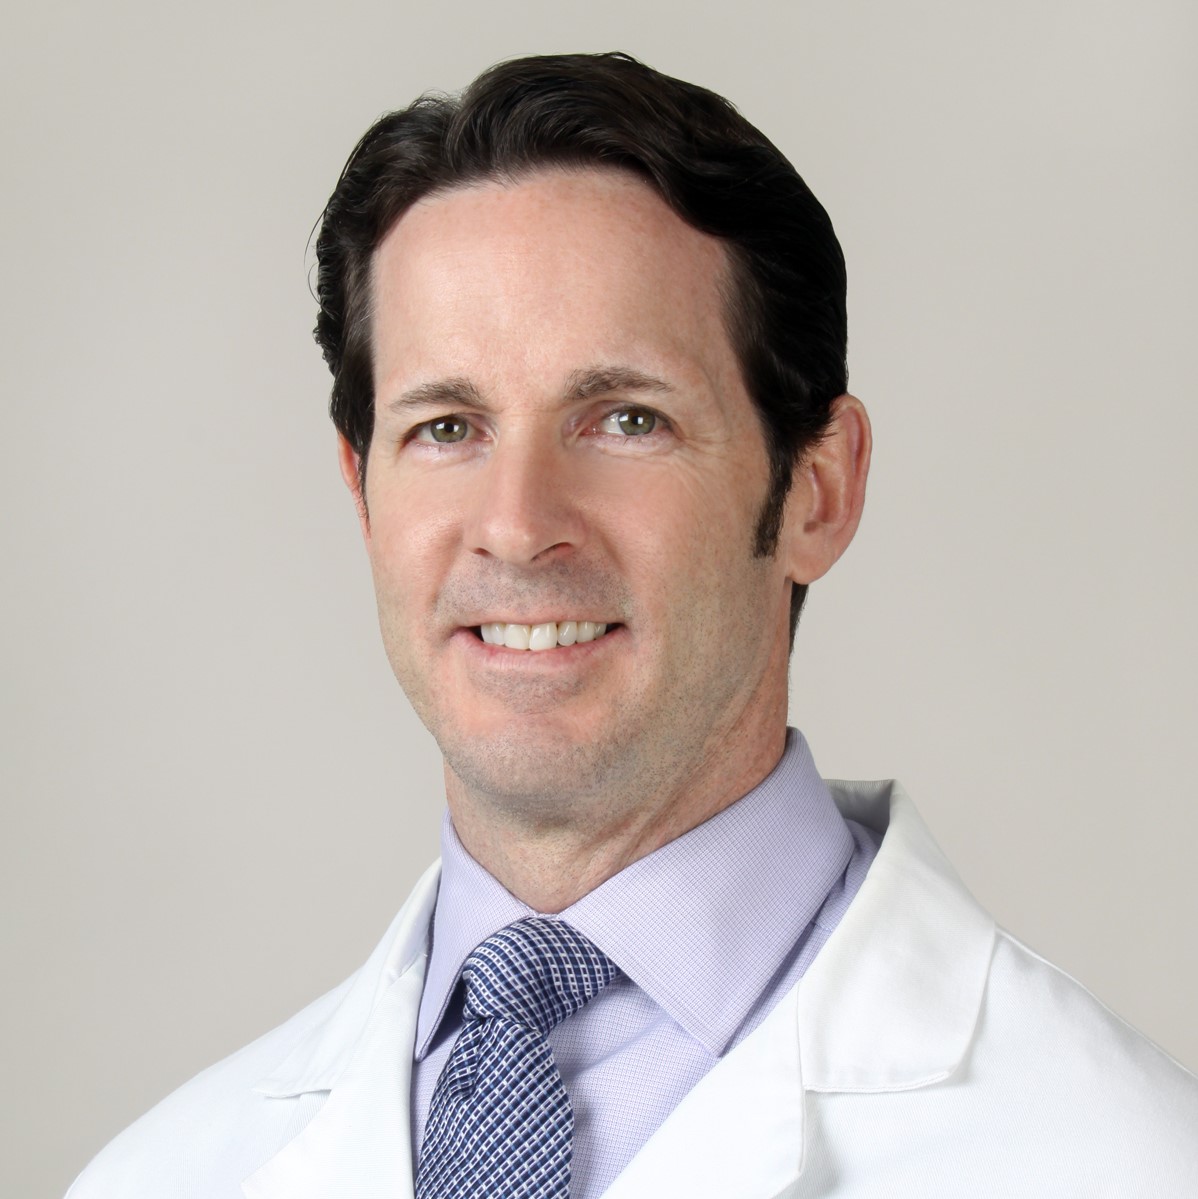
[415,917,619,1199]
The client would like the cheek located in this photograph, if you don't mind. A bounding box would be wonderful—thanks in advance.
[366,477,463,590]
[625,462,763,562]
[365,528,438,638]
[608,475,766,638]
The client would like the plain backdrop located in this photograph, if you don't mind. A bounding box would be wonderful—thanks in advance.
[4,1,1195,1194]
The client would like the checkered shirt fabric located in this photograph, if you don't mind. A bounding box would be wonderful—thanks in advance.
[415,917,620,1199]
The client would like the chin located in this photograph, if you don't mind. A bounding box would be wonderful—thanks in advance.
[438,721,633,811]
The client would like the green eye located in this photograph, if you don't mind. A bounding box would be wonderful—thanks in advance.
[604,408,658,436]
[428,417,469,443]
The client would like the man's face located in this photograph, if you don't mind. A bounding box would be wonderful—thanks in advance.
[356,169,798,826]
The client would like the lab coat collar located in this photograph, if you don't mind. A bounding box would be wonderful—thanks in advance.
[252,860,441,1099]
[243,781,995,1199]
[242,862,440,1199]
[602,780,995,1197]
[801,779,995,1092]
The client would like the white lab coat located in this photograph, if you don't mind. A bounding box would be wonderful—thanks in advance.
[68,781,1198,1197]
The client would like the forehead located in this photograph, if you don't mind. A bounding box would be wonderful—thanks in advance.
[368,169,740,396]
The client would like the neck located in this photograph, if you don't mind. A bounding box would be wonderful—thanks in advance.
[444,721,788,912]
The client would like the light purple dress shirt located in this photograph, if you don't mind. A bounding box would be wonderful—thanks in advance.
[410,729,880,1197]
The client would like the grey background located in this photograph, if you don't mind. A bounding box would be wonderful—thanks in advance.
[4,1,1195,1194]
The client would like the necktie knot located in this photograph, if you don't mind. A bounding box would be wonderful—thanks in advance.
[416,917,619,1198]
[460,917,618,1036]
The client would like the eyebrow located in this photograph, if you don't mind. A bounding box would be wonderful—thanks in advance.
[387,378,485,414]
[564,366,674,402]
[385,365,673,415]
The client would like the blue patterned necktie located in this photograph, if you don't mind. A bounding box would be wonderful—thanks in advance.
[415,917,619,1199]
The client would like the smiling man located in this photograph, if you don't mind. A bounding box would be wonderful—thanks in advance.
[69,51,1197,1199]
[356,166,845,915]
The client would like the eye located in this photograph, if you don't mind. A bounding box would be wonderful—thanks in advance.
[415,416,472,444]
[597,407,659,437]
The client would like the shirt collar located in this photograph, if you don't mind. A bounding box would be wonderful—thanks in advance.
[414,820,534,1057]
[414,728,853,1059]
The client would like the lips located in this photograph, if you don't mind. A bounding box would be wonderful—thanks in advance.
[477,620,612,650]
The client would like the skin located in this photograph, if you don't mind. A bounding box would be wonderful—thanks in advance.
[339,169,870,912]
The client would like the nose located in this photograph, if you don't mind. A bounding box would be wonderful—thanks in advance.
[463,434,585,565]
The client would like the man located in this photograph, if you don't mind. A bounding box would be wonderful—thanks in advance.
[69,52,1197,1198]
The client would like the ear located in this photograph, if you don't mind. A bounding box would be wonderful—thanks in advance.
[780,394,871,584]
[337,434,371,542]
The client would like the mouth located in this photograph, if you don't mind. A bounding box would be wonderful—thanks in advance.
[474,620,618,651]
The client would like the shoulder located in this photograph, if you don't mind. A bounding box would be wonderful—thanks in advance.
[66,860,441,1198]
[937,930,1198,1186]
[66,979,351,1198]
[932,920,1198,1186]
[811,779,1198,1186]
[983,929,1198,1122]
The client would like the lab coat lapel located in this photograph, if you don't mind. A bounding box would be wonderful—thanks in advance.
[242,966,424,1199]
[603,779,995,1199]
[242,863,440,1199]
[799,780,996,1094]
[603,983,806,1199]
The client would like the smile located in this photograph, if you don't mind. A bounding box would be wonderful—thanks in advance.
[477,621,613,651]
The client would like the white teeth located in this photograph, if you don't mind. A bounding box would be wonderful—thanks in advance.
[479,621,611,651]
[503,623,531,650]
[529,623,557,652]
